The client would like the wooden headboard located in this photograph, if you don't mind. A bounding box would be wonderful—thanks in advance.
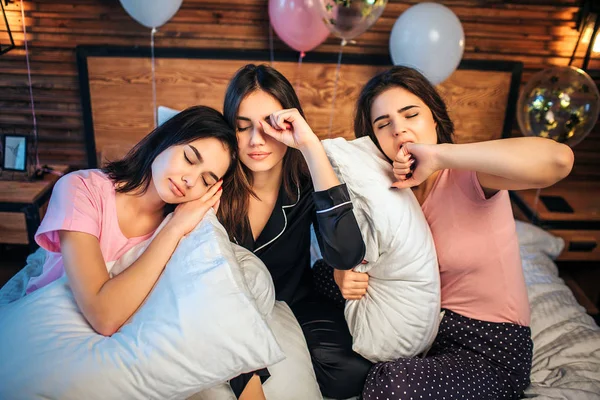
[77,46,523,168]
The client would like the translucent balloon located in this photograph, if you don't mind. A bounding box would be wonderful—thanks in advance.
[517,66,600,148]
[319,0,388,42]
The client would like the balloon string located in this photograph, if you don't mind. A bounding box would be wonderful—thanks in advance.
[20,0,39,170]
[328,40,346,138]
[295,51,305,93]
[269,23,275,66]
[531,187,541,226]
[151,27,157,128]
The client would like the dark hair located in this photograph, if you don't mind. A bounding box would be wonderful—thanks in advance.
[355,66,454,160]
[219,64,309,243]
[103,105,237,198]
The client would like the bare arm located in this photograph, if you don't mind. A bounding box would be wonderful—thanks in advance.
[238,374,266,400]
[299,141,341,191]
[393,137,574,192]
[437,137,574,191]
[61,181,223,336]
[60,225,182,336]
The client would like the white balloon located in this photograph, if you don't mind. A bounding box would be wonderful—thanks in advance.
[389,3,465,85]
[119,0,183,29]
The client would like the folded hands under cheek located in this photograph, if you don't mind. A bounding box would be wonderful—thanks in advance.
[168,180,223,237]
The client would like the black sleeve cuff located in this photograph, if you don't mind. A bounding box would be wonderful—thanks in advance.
[312,183,366,270]
[312,183,352,212]
[230,369,270,398]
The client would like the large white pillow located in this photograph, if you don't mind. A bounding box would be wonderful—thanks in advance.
[321,137,441,363]
[190,301,322,400]
[233,244,276,318]
[0,211,284,400]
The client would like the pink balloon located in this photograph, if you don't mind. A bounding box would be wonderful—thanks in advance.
[269,0,329,53]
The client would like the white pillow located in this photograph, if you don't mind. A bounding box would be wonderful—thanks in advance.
[0,211,284,400]
[190,301,322,400]
[233,244,276,318]
[321,137,441,363]
[158,105,181,125]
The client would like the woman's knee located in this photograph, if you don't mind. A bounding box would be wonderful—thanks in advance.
[311,349,372,398]
[292,300,372,397]
[362,360,429,399]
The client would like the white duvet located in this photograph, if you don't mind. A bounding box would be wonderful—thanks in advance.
[516,221,600,399]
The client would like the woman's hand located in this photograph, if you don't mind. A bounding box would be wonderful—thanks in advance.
[168,180,223,237]
[59,181,223,336]
[391,143,441,189]
[334,268,369,300]
[258,108,320,151]
[260,108,342,191]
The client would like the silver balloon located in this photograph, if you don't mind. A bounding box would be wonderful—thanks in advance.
[517,66,600,148]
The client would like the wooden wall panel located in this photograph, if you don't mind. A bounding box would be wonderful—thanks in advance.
[86,56,514,166]
[0,0,598,180]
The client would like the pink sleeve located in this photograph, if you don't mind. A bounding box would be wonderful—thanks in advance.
[35,173,101,253]
[451,169,504,204]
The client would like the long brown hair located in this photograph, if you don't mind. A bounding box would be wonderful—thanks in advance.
[354,66,454,160]
[104,105,237,205]
[218,64,309,243]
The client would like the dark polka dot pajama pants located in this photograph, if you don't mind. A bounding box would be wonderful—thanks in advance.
[363,309,533,400]
[312,259,346,309]
[312,261,533,400]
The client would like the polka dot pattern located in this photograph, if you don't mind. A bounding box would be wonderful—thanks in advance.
[363,310,533,400]
[312,259,346,309]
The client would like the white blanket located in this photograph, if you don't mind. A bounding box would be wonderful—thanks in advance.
[516,221,600,399]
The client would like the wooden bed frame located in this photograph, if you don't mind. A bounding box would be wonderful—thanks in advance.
[76,46,523,168]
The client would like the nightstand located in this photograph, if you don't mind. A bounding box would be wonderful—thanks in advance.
[511,180,600,316]
[0,165,70,252]
[511,181,600,261]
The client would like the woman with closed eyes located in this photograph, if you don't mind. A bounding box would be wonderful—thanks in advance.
[217,64,371,400]
[342,65,574,400]
[25,106,237,338]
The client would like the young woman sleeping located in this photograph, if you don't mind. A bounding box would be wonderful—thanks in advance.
[25,106,237,337]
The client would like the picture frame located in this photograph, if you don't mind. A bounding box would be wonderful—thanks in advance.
[3,134,28,172]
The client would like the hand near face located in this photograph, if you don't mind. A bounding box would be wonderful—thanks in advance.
[168,180,223,237]
[258,108,320,150]
[391,143,440,189]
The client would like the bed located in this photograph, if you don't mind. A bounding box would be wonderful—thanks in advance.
[3,47,599,399]
[77,46,600,399]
